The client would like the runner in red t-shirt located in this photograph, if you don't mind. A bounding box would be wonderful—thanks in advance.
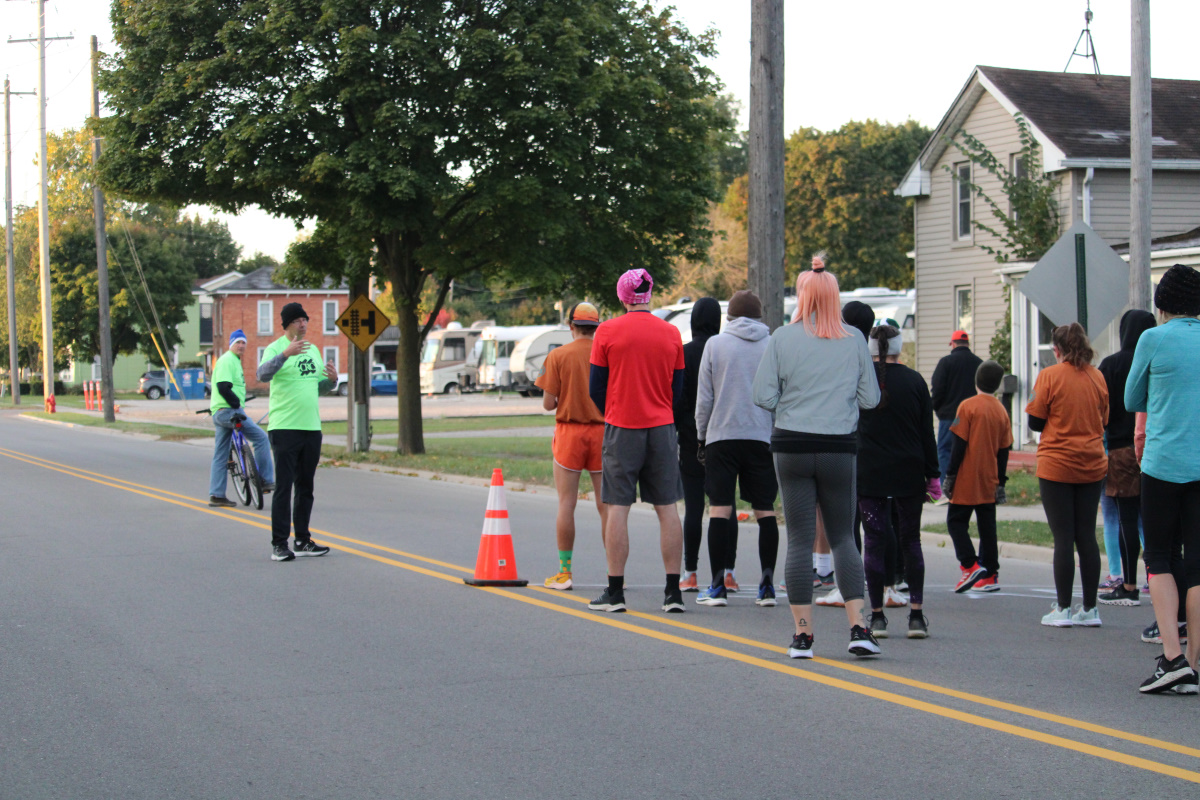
[587,268,687,614]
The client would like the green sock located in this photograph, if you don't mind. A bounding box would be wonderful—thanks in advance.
[558,550,573,573]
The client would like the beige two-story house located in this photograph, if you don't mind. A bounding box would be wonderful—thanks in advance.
[897,65,1200,446]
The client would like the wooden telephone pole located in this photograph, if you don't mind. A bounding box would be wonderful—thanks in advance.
[748,0,785,331]
[1129,0,1152,311]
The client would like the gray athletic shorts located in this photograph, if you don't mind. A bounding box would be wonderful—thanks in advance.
[601,423,684,506]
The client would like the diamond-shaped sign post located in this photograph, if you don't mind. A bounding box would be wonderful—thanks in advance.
[336,295,392,352]
[1016,221,1129,338]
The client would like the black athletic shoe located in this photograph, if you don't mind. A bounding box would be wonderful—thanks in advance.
[1098,585,1140,606]
[788,632,814,659]
[294,539,330,557]
[1139,654,1195,694]
[907,614,930,639]
[848,625,881,657]
[1141,621,1189,645]
[271,545,295,562]
[1171,671,1200,695]
[869,612,889,639]
[209,495,237,508]
[662,588,686,613]
[589,588,626,612]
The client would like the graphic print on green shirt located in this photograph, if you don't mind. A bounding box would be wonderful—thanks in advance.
[209,350,246,412]
[263,335,323,431]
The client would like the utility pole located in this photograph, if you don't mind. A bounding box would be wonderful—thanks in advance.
[4,78,34,404]
[8,1,72,408]
[1129,0,1152,312]
[90,36,114,421]
[748,0,785,332]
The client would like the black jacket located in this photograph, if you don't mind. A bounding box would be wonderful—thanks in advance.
[931,346,983,420]
[858,363,940,497]
[675,297,722,455]
[1097,309,1156,450]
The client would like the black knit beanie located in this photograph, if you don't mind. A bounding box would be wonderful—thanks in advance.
[280,302,309,329]
[841,300,874,341]
[1154,264,1200,316]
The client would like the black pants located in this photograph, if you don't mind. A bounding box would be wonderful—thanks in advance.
[269,429,322,548]
[1142,473,1200,592]
[946,503,999,576]
[1114,495,1142,588]
[680,459,705,574]
[1039,478,1103,609]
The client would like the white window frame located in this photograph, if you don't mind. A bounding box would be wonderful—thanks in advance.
[1009,154,1028,220]
[954,285,973,335]
[323,346,339,372]
[257,300,273,335]
[323,300,338,335]
[954,162,972,241]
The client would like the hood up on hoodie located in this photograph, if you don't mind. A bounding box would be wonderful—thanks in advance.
[1099,308,1157,448]
[676,297,723,444]
[690,297,722,340]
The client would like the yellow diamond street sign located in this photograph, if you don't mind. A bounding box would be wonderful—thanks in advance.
[336,295,392,352]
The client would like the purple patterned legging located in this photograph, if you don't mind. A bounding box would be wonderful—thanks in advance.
[858,494,926,609]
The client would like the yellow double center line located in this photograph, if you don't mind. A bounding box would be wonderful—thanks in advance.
[4,444,1198,783]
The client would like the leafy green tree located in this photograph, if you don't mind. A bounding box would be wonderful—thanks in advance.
[238,251,283,275]
[725,119,929,289]
[99,0,726,453]
[944,112,1062,370]
[175,214,242,279]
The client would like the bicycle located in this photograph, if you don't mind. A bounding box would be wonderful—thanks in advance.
[199,399,268,510]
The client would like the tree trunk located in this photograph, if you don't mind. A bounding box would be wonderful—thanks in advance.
[394,298,424,454]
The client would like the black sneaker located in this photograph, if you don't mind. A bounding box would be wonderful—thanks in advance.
[907,614,930,639]
[589,588,626,612]
[662,588,686,613]
[263,482,275,493]
[869,612,889,639]
[812,570,835,589]
[1099,585,1140,606]
[294,539,330,557]
[1139,654,1195,694]
[1141,621,1188,645]
[209,495,237,508]
[848,625,881,657]
[271,545,295,562]
[788,632,814,659]
[1171,671,1200,695]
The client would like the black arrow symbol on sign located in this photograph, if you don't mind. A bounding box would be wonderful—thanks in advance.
[362,311,377,335]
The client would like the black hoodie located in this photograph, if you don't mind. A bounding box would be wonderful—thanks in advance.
[1098,309,1156,450]
[675,297,722,456]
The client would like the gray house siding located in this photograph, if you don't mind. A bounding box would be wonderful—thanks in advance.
[1089,169,1200,244]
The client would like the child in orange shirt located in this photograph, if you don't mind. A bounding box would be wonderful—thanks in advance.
[944,361,1013,593]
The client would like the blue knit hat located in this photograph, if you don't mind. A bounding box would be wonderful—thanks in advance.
[229,329,247,347]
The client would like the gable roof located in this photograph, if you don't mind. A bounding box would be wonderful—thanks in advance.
[212,266,348,294]
[898,66,1200,197]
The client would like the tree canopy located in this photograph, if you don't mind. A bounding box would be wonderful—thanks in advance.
[98,0,728,452]
[725,119,929,289]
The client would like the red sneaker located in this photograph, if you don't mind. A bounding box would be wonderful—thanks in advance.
[724,572,740,593]
[972,574,1000,592]
[679,572,699,592]
[954,563,987,593]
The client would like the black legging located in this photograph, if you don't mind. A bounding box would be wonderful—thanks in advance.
[1039,478,1103,609]
[680,464,705,574]
[1114,495,1141,589]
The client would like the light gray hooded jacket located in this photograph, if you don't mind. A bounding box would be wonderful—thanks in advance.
[695,316,773,445]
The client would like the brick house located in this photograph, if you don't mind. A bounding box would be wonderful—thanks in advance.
[211,266,350,393]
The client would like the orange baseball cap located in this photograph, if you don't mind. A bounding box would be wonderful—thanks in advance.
[569,302,600,327]
[951,330,970,342]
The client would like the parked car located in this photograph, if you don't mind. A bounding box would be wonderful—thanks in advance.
[370,371,398,395]
[332,363,385,396]
[138,370,168,400]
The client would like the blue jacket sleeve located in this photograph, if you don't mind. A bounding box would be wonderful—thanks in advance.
[673,368,685,408]
[589,364,608,416]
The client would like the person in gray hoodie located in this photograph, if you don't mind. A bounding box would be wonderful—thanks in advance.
[694,290,779,607]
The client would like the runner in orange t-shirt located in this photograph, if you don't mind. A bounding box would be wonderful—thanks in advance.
[1025,322,1109,628]
[534,303,607,591]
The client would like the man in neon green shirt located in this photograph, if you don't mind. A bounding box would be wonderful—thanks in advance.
[208,328,274,507]
[257,303,338,562]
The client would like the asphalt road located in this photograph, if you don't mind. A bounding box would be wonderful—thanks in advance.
[2,411,1197,798]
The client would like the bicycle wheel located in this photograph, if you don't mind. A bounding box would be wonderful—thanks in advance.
[230,440,252,506]
[245,448,264,510]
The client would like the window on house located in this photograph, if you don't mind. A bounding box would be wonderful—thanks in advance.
[257,300,273,335]
[323,346,339,371]
[323,300,338,335]
[1010,155,1028,220]
[955,286,973,335]
[199,302,213,346]
[955,162,972,240]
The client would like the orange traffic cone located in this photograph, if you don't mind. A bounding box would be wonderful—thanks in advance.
[463,468,528,587]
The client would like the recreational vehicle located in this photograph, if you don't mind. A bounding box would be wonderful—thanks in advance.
[508,327,573,395]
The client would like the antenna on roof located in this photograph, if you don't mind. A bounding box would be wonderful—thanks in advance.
[1064,1,1101,75]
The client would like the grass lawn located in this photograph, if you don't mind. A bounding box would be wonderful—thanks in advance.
[1004,469,1040,506]
[920,519,1095,549]
[23,411,212,441]
[18,392,144,410]
[321,414,552,437]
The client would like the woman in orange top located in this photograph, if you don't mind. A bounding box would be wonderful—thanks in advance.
[1026,322,1109,628]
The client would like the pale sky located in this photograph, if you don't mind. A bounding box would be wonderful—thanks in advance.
[4,1,1199,261]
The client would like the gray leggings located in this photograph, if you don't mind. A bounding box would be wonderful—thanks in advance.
[775,451,865,605]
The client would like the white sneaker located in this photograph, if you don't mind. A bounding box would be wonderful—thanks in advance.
[884,586,909,607]
[815,587,845,607]
[1041,604,1074,627]
[1070,605,1102,627]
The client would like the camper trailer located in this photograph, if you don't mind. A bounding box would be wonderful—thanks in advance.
[419,322,486,394]
[475,325,561,391]
[508,327,573,395]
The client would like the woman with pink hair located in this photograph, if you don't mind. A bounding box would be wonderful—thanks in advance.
[753,255,881,659]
